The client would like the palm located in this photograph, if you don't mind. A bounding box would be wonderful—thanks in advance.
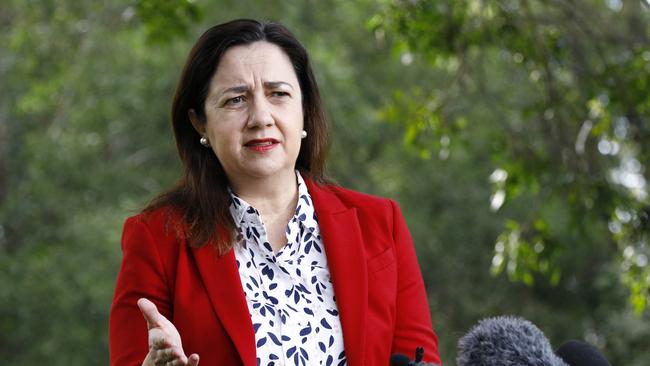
[137,298,200,366]
[147,316,183,349]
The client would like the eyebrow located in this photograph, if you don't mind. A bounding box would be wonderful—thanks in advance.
[265,81,294,90]
[220,81,294,95]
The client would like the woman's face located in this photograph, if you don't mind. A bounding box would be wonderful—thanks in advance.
[192,41,304,185]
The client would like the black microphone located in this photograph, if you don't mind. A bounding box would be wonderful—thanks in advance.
[457,316,568,366]
[555,340,611,366]
[389,353,412,366]
[390,347,438,366]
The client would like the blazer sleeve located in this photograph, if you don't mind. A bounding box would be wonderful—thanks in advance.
[109,216,172,366]
[389,200,442,365]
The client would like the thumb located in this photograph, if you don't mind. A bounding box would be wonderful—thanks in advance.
[188,354,200,366]
[137,298,164,329]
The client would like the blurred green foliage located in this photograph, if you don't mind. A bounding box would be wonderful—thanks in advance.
[1,0,649,365]
[373,0,650,313]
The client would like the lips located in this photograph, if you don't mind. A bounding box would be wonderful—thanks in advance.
[244,138,280,152]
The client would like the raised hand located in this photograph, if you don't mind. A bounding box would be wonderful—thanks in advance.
[137,298,200,366]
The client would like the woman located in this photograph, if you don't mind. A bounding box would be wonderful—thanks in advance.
[109,19,441,366]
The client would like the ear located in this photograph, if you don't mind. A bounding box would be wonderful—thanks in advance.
[188,109,205,136]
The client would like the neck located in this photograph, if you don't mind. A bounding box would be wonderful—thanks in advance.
[229,170,298,218]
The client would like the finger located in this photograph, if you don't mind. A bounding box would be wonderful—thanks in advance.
[142,351,156,366]
[138,298,166,329]
[188,354,200,366]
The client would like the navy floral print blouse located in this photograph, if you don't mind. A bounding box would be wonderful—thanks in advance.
[229,172,347,366]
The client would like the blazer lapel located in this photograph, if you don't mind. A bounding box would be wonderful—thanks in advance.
[307,179,368,366]
[192,246,256,366]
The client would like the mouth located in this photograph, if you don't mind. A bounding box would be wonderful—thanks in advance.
[244,138,280,152]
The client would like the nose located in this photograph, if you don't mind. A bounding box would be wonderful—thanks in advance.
[247,95,274,129]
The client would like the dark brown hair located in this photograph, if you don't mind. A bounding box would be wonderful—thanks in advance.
[145,19,329,252]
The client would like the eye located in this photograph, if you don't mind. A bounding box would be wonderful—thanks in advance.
[270,91,290,98]
[224,95,246,106]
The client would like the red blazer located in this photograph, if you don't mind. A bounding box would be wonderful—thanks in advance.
[109,179,441,366]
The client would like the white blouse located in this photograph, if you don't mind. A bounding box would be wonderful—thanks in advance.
[229,172,347,366]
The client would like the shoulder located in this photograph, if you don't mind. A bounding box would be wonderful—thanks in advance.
[124,205,177,228]
[324,183,394,208]
[121,205,185,247]
[306,179,401,222]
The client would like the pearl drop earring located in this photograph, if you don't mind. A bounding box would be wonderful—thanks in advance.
[200,137,209,147]
[301,130,307,139]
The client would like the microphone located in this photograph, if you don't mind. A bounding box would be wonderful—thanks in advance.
[555,340,611,366]
[390,347,438,366]
[389,354,412,366]
[457,316,568,366]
